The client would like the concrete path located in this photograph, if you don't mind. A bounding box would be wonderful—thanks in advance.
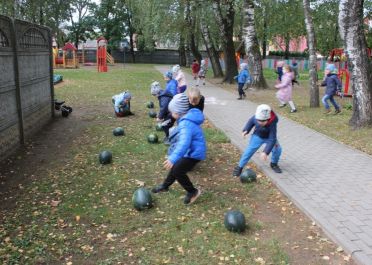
[155,66,372,265]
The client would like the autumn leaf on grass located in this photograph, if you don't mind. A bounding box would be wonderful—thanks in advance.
[51,200,61,207]
[135,180,145,187]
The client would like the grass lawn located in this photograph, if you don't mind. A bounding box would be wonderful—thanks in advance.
[205,68,372,155]
[0,65,354,265]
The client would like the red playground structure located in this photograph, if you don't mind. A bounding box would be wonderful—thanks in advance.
[328,48,371,97]
[97,37,108,72]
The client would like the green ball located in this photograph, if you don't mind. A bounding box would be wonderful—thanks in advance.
[113,127,125,136]
[155,123,163,131]
[147,133,159,143]
[240,169,257,183]
[146,101,154,108]
[224,210,246,233]
[132,188,153,211]
[99,151,112,165]
[148,110,157,118]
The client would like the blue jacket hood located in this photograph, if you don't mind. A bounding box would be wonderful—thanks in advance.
[179,108,204,125]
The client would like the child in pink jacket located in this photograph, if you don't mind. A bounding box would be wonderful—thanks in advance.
[172,65,187,93]
[275,65,297,113]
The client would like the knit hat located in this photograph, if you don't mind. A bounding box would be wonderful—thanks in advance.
[326,64,337,73]
[123,91,131,100]
[255,104,271,120]
[150,81,161,96]
[172,64,180,73]
[168,93,190,114]
[164,71,173,79]
[240,63,248,70]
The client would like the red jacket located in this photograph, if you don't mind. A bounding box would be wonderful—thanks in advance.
[192,62,200,73]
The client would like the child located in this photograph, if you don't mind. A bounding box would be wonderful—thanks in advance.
[196,59,207,86]
[150,81,174,144]
[187,87,205,112]
[172,65,187,94]
[191,59,200,80]
[275,61,284,82]
[321,64,342,114]
[112,91,133,117]
[290,60,300,86]
[164,71,178,96]
[232,104,282,176]
[152,93,206,205]
[274,65,297,113]
[234,63,250,100]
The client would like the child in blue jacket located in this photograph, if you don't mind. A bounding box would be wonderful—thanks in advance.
[321,64,342,114]
[164,71,178,96]
[233,104,283,176]
[234,63,251,100]
[152,93,206,205]
[150,81,174,144]
[112,91,133,117]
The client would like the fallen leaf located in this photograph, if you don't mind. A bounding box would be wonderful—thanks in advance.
[75,215,80,222]
[322,256,330,260]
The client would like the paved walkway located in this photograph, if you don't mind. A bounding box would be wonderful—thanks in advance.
[155,66,372,265]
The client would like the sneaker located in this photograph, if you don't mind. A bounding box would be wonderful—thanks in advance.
[184,189,201,205]
[270,163,282,173]
[279,104,287,108]
[323,109,331,114]
[151,184,169,193]
[334,109,341,114]
[232,166,243,177]
[290,109,297,113]
[237,97,242,100]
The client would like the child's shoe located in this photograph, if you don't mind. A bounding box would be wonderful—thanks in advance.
[232,166,243,177]
[279,104,287,108]
[323,109,331,114]
[270,163,282,173]
[184,189,201,205]
[334,109,341,114]
[151,184,169,193]
[290,109,297,113]
[237,97,242,100]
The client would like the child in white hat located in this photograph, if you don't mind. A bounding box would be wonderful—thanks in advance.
[233,104,283,176]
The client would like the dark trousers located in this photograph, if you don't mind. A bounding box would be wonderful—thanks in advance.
[163,158,200,193]
[238,83,245,97]
[162,113,175,137]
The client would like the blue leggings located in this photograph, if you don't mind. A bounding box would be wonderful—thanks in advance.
[239,134,282,168]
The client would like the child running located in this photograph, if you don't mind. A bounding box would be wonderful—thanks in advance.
[234,63,250,100]
[152,93,206,205]
[274,65,297,113]
[321,64,342,114]
[232,104,283,176]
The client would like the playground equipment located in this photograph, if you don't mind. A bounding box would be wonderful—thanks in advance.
[79,38,115,66]
[53,42,79,69]
[328,48,371,97]
[97,37,108,72]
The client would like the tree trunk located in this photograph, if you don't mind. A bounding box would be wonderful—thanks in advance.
[186,0,202,62]
[284,34,290,59]
[303,0,319,107]
[243,0,268,88]
[200,21,223,77]
[179,34,187,66]
[212,0,238,83]
[339,0,372,128]
[262,16,267,59]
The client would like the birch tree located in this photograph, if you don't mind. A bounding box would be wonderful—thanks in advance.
[303,0,319,107]
[339,0,372,128]
[242,0,267,88]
